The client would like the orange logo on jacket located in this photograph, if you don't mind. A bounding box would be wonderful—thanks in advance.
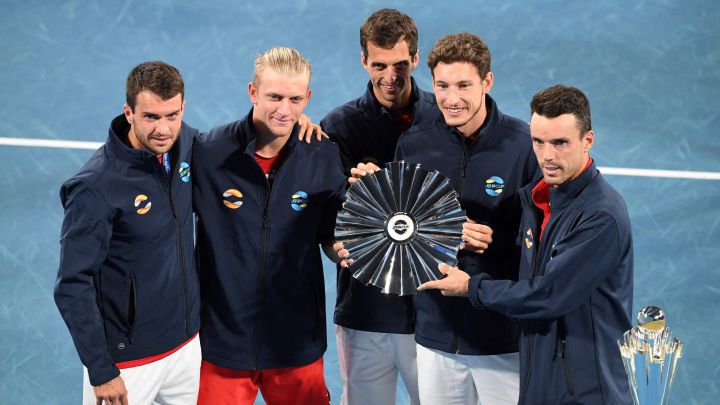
[134,194,151,215]
[524,228,533,249]
[223,188,243,209]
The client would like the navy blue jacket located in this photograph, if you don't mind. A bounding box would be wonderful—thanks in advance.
[193,111,346,370]
[396,95,540,354]
[468,162,633,404]
[54,115,201,386]
[321,79,440,333]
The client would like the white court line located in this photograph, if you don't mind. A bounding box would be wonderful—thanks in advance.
[0,137,103,150]
[1,136,720,180]
[598,166,720,181]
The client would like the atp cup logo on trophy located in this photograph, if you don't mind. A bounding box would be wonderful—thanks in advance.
[618,306,683,405]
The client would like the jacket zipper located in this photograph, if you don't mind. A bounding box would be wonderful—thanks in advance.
[520,195,540,404]
[452,139,470,353]
[155,162,190,338]
[251,161,283,370]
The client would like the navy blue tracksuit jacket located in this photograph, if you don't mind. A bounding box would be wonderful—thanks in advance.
[468,162,633,404]
[55,115,201,385]
[396,95,540,354]
[193,111,346,370]
[321,79,440,333]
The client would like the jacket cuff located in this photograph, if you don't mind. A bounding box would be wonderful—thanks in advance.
[88,364,121,387]
[468,273,493,310]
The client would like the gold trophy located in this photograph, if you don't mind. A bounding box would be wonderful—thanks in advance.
[618,306,683,405]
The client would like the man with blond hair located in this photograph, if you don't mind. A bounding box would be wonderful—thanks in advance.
[193,47,346,405]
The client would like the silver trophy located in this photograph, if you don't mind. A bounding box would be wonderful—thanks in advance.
[335,161,466,296]
[618,306,683,405]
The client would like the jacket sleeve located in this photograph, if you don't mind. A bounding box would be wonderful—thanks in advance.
[468,211,626,320]
[54,179,120,386]
[317,153,348,245]
[320,116,357,175]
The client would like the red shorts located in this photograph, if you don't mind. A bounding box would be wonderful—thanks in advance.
[197,357,330,405]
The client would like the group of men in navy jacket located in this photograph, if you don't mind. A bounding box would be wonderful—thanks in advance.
[55,7,634,405]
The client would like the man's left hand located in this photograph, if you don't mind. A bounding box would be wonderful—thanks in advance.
[461,219,493,254]
[417,263,470,296]
[297,114,328,143]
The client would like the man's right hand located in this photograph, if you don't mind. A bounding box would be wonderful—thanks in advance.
[94,376,128,405]
[333,241,353,268]
[348,162,381,185]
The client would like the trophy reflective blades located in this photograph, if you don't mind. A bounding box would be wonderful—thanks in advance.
[617,306,683,405]
[335,161,466,295]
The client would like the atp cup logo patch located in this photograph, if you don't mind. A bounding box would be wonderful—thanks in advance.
[485,176,504,196]
[291,191,309,212]
[178,162,191,183]
[134,194,151,215]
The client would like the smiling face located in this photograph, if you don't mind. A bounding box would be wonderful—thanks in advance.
[530,113,594,187]
[248,67,311,139]
[362,39,418,110]
[432,61,494,137]
[123,90,184,155]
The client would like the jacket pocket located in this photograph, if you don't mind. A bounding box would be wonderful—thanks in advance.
[557,338,575,395]
[126,274,137,344]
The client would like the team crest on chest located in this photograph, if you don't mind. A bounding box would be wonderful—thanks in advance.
[134,194,152,215]
[222,188,243,209]
[524,228,534,249]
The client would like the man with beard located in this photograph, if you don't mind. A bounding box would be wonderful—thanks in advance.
[319,9,441,405]
[55,61,202,405]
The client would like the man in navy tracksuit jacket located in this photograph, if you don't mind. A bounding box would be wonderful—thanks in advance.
[392,33,540,404]
[54,61,201,405]
[319,9,440,405]
[193,47,346,405]
[421,85,633,404]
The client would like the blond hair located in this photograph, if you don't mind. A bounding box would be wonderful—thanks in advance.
[253,47,311,86]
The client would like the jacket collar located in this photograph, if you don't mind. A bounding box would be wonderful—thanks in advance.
[548,160,598,211]
[360,77,422,118]
[240,108,301,159]
[439,94,502,146]
[107,114,184,166]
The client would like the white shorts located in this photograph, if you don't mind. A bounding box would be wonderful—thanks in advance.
[83,335,201,405]
[416,344,519,405]
[336,325,420,405]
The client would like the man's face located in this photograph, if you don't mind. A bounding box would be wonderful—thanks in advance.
[249,67,311,138]
[432,62,493,137]
[124,91,184,155]
[362,40,418,109]
[530,113,594,187]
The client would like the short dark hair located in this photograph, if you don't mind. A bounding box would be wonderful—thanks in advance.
[530,85,592,134]
[427,33,491,80]
[360,8,418,58]
[126,61,184,111]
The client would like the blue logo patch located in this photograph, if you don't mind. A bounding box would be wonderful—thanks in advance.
[178,162,191,183]
[291,191,309,211]
[485,176,504,196]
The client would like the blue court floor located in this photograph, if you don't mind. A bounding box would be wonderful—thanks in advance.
[1,1,718,404]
